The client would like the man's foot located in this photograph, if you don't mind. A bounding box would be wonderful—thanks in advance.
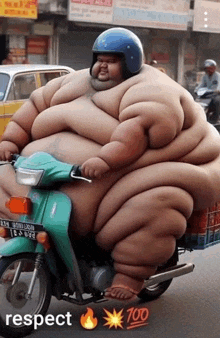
[105,285,138,301]
[104,273,144,301]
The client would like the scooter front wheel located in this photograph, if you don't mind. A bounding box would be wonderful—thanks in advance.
[0,253,51,338]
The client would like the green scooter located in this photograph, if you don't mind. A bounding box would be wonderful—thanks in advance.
[0,152,194,337]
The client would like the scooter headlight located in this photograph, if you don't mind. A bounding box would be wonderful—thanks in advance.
[16,168,44,186]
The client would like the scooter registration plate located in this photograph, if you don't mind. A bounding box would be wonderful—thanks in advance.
[0,219,44,241]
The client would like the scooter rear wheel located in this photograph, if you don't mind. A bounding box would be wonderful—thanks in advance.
[0,253,51,338]
[138,255,178,302]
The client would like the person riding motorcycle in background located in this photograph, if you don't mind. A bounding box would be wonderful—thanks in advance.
[196,59,220,123]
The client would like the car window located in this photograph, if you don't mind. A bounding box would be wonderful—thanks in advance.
[8,74,36,101]
[61,71,69,76]
[40,72,62,86]
[7,82,15,101]
[0,74,10,101]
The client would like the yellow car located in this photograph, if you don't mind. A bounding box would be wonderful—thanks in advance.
[0,64,74,137]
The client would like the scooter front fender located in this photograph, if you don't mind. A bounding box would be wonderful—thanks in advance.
[0,237,35,256]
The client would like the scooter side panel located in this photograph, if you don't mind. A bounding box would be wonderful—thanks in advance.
[0,237,35,256]
[0,190,49,257]
[20,189,50,225]
[41,191,74,272]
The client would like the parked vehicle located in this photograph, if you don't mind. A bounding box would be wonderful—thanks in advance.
[195,87,214,111]
[0,65,74,137]
[195,87,220,130]
[0,152,196,337]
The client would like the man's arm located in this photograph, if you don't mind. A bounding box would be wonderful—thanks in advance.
[214,72,220,92]
[81,116,147,178]
[195,74,207,92]
[82,92,184,178]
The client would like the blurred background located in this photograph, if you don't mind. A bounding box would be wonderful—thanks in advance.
[1,1,220,95]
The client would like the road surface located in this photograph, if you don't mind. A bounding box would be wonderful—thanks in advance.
[0,238,219,338]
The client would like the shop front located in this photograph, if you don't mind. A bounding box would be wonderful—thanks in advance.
[66,0,191,83]
[0,0,58,66]
[0,19,57,66]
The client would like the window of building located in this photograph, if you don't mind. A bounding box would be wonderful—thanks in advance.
[190,0,194,9]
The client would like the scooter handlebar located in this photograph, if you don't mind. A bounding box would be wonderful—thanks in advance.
[11,154,21,166]
[9,153,92,184]
[70,164,82,177]
[70,165,92,183]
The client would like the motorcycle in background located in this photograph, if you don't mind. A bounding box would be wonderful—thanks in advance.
[195,87,220,130]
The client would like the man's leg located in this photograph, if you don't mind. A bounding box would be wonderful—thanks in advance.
[96,186,193,300]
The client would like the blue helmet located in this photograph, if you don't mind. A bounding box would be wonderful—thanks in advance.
[90,27,144,79]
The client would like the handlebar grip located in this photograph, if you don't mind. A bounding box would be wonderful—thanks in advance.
[70,165,92,183]
[70,165,82,177]
[11,154,20,166]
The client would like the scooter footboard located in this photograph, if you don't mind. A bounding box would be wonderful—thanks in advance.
[41,191,76,273]
[42,191,84,293]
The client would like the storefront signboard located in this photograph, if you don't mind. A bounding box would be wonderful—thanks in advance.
[68,0,113,23]
[193,0,220,33]
[27,37,48,54]
[0,0,38,19]
[113,0,190,30]
[68,0,190,31]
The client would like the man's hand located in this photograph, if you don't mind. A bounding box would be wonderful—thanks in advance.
[0,149,13,162]
[0,141,19,161]
[81,157,110,179]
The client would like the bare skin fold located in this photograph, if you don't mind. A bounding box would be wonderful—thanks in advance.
[1,55,220,301]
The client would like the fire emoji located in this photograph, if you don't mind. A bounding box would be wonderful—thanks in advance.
[80,307,98,330]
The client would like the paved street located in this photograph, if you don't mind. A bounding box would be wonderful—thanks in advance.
[0,238,219,338]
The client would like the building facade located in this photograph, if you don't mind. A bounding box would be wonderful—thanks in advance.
[1,0,220,95]
[0,0,65,66]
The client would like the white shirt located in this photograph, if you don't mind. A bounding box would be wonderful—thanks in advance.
[197,71,220,91]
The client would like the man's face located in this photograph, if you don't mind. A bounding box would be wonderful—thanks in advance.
[204,66,216,76]
[91,54,124,91]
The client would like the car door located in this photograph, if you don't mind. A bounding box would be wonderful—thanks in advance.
[2,73,37,136]
[0,73,10,136]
